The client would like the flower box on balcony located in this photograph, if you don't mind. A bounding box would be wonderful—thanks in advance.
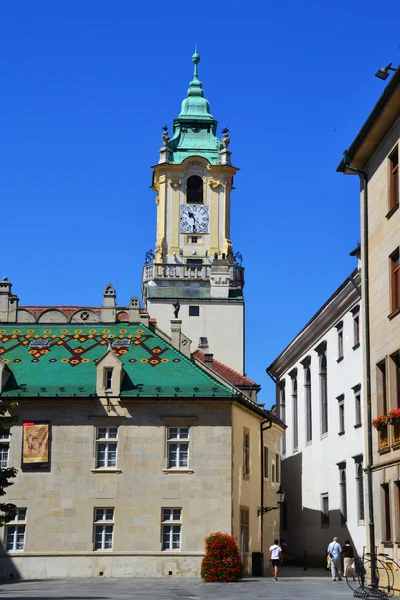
[372,414,391,430]
[389,409,400,425]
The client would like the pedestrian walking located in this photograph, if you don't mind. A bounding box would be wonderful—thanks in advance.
[269,539,282,581]
[341,539,355,581]
[327,537,342,581]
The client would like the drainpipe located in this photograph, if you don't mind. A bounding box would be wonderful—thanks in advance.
[260,417,273,569]
[340,151,376,585]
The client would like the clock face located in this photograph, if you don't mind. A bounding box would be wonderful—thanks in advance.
[180,205,209,233]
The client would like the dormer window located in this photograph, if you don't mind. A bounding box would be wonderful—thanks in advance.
[186,176,203,204]
[111,339,131,349]
[29,339,51,349]
[104,368,113,391]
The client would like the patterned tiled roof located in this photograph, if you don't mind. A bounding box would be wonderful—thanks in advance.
[0,325,235,399]
[193,351,260,388]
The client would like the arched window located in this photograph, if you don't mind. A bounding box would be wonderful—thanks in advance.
[340,467,347,524]
[356,462,365,522]
[186,176,203,204]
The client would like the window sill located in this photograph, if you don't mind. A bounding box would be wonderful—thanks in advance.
[338,431,345,436]
[379,447,391,455]
[162,468,194,474]
[243,474,251,482]
[382,541,394,548]
[354,423,362,429]
[358,520,365,526]
[90,468,122,474]
[321,432,328,439]
[388,306,400,321]
[386,203,399,219]
[306,440,312,446]
[336,356,344,364]
[352,343,360,351]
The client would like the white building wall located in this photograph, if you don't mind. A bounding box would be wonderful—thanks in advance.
[275,297,366,565]
[146,299,244,374]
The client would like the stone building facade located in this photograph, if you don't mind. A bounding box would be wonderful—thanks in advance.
[267,267,366,565]
[338,67,400,583]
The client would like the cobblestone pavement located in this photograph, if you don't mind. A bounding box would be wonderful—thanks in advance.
[0,575,352,599]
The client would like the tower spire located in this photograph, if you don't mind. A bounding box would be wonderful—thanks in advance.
[192,45,200,79]
[187,46,204,98]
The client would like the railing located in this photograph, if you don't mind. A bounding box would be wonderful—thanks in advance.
[142,263,244,287]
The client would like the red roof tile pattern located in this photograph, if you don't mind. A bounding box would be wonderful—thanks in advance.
[193,350,259,388]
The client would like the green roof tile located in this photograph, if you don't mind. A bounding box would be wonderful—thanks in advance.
[0,325,235,399]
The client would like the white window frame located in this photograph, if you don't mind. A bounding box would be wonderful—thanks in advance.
[0,429,10,469]
[93,507,114,551]
[167,427,189,469]
[354,385,362,427]
[96,427,118,469]
[338,395,345,434]
[104,368,113,390]
[5,508,27,552]
[161,508,182,550]
[336,322,344,360]
[352,306,360,347]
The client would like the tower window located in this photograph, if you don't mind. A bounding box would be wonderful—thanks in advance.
[186,176,203,204]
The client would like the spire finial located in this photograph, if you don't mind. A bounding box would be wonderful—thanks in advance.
[192,45,200,79]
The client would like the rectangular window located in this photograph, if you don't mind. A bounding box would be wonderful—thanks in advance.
[382,483,392,541]
[352,306,360,347]
[5,508,27,552]
[104,368,113,390]
[243,430,250,477]
[279,384,286,456]
[96,427,118,469]
[263,446,268,478]
[337,322,344,360]
[188,305,200,317]
[275,453,280,483]
[391,249,400,312]
[167,427,189,469]
[0,429,10,469]
[271,461,276,483]
[321,494,329,528]
[389,146,399,211]
[305,366,312,442]
[240,508,249,553]
[292,377,298,450]
[338,395,345,434]
[391,351,400,409]
[161,507,181,550]
[94,508,114,550]
[320,354,328,435]
[354,385,362,426]
[377,361,388,415]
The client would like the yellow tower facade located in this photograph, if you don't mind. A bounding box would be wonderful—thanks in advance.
[142,51,245,374]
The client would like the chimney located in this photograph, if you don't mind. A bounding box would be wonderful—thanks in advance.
[198,337,209,351]
[171,319,182,350]
[204,353,214,364]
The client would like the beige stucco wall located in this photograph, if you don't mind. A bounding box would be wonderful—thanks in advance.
[0,398,233,579]
[362,117,400,574]
[231,403,282,574]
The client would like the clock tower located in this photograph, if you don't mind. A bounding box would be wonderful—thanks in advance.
[142,49,245,374]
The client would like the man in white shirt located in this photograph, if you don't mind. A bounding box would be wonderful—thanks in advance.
[269,539,282,581]
[327,537,342,581]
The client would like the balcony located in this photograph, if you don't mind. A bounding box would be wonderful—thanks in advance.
[142,263,244,288]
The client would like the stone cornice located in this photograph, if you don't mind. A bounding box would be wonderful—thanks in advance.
[268,269,361,378]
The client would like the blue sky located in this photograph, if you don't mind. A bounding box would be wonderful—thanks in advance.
[2,1,400,407]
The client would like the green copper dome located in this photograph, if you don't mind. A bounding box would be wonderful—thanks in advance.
[167,49,222,164]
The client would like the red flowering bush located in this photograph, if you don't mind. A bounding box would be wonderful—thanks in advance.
[200,531,243,582]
